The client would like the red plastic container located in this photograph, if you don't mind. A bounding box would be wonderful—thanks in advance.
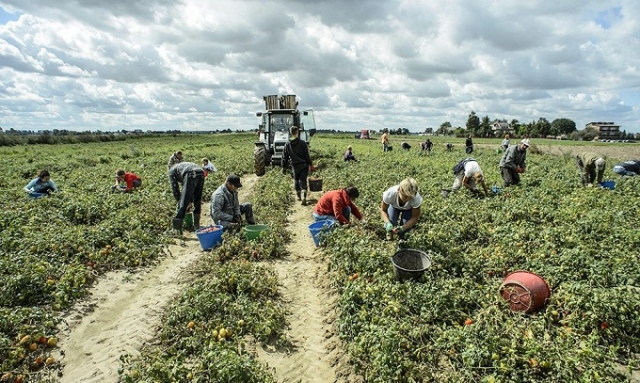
[499,271,551,313]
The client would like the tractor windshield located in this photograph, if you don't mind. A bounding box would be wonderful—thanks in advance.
[270,115,293,132]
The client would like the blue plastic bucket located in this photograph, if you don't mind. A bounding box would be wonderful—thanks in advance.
[599,181,615,190]
[309,220,337,247]
[491,186,502,194]
[195,225,224,250]
[29,192,46,199]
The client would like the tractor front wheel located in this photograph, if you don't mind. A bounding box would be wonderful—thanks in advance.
[254,145,266,176]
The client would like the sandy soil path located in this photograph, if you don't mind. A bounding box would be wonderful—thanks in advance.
[256,191,360,383]
[56,175,258,383]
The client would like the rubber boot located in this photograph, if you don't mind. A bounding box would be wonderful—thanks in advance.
[172,218,183,235]
[301,190,307,206]
[296,190,301,201]
[193,214,201,231]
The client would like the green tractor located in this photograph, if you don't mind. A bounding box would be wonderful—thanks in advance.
[254,94,317,176]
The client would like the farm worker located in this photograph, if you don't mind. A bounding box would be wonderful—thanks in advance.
[381,178,422,241]
[282,125,314,206]
[446,143,454,152]
[381,131,390,152]
[210,174,255,230]
[24,170,58,195]
[168,162,205,234]
[499,139,530,187]
[450,158,489,196]
[576,152,606,186]
[112,169,141,192]
[344,145,357,162]
[167,151,183,170]
[465,135,474,154]
[313,186,363,225]
[613,159,640,176]
[201,157,217,176]
[501,134,511,151]
[421,139,433,152]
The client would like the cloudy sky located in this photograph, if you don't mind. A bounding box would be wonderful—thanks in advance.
[0,0,639,133]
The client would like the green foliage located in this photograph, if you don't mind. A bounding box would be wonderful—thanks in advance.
[309,136,640,382]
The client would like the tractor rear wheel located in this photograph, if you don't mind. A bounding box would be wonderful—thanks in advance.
[254,145,266,176]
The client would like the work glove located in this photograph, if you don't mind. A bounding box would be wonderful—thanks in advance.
[384,222,394,232]
[515,167,524,174]
[393,226,404,234]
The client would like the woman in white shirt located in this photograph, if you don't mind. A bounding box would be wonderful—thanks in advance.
[501,134,510,150]
[380,178,422,240]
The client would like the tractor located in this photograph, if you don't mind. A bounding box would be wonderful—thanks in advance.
[253,94,316,176]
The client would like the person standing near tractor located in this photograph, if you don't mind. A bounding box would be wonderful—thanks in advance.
[381,178,422,241]
[313,186,363,225]
[381,131,390,152]
[283,126,314,206]
[168,162,205,234]
[576,152,606,186]
[167,151,183,170]
[499,139,530,187]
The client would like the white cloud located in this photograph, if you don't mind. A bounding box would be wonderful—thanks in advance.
[0,0,638,132]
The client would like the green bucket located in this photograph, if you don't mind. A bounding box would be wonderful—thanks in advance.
[244,224,269,241]
[183,212,194,229]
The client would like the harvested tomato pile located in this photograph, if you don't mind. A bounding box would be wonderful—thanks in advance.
[198,226,221,233]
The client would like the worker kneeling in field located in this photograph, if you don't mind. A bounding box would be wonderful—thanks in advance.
[313,186,364,225]
[24,170,58,196]
[112,169,141,193]
[169,162,205,234]
[499,139,530,187]
[576,152,606,186]
[381,178,422,241]
[448,158,489,197]
[613,159,640,176]
[210,174,255,230]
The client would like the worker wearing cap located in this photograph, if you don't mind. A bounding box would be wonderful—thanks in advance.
[169,162,205,233]
[210,174,255,230]
[499,139,530,187]
[613,159,640,176]
[576,152,606,186]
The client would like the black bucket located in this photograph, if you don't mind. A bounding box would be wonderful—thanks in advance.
[391,249,431,282]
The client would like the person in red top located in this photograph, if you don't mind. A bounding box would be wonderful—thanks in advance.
[112,169,142,192]
[312,186,363,225]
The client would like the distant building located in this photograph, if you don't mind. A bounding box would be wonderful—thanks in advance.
[586,122,620,140]
[491,121,514,137]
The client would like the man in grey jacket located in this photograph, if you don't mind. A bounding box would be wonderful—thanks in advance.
[169,162,205,234]
[210,174,255,230]
[499,139,530,187]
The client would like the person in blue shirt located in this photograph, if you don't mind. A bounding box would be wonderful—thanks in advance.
[24,170,58,195]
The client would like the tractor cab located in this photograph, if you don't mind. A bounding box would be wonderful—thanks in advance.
[254,95,316,176]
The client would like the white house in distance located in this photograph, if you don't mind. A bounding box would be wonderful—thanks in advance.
[491,121,514,137]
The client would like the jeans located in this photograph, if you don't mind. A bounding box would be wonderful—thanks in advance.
[313,206,351,223]
[613,165,637,176]
[387,205,413,239]
[175,170,204,219]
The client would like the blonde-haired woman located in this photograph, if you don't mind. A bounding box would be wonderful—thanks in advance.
[451,159,489,196]
[381,178,422,240]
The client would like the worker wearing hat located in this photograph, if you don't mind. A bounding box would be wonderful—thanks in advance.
[210,174,256,230]
[576,152,606,186]
[499,139,530,187]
